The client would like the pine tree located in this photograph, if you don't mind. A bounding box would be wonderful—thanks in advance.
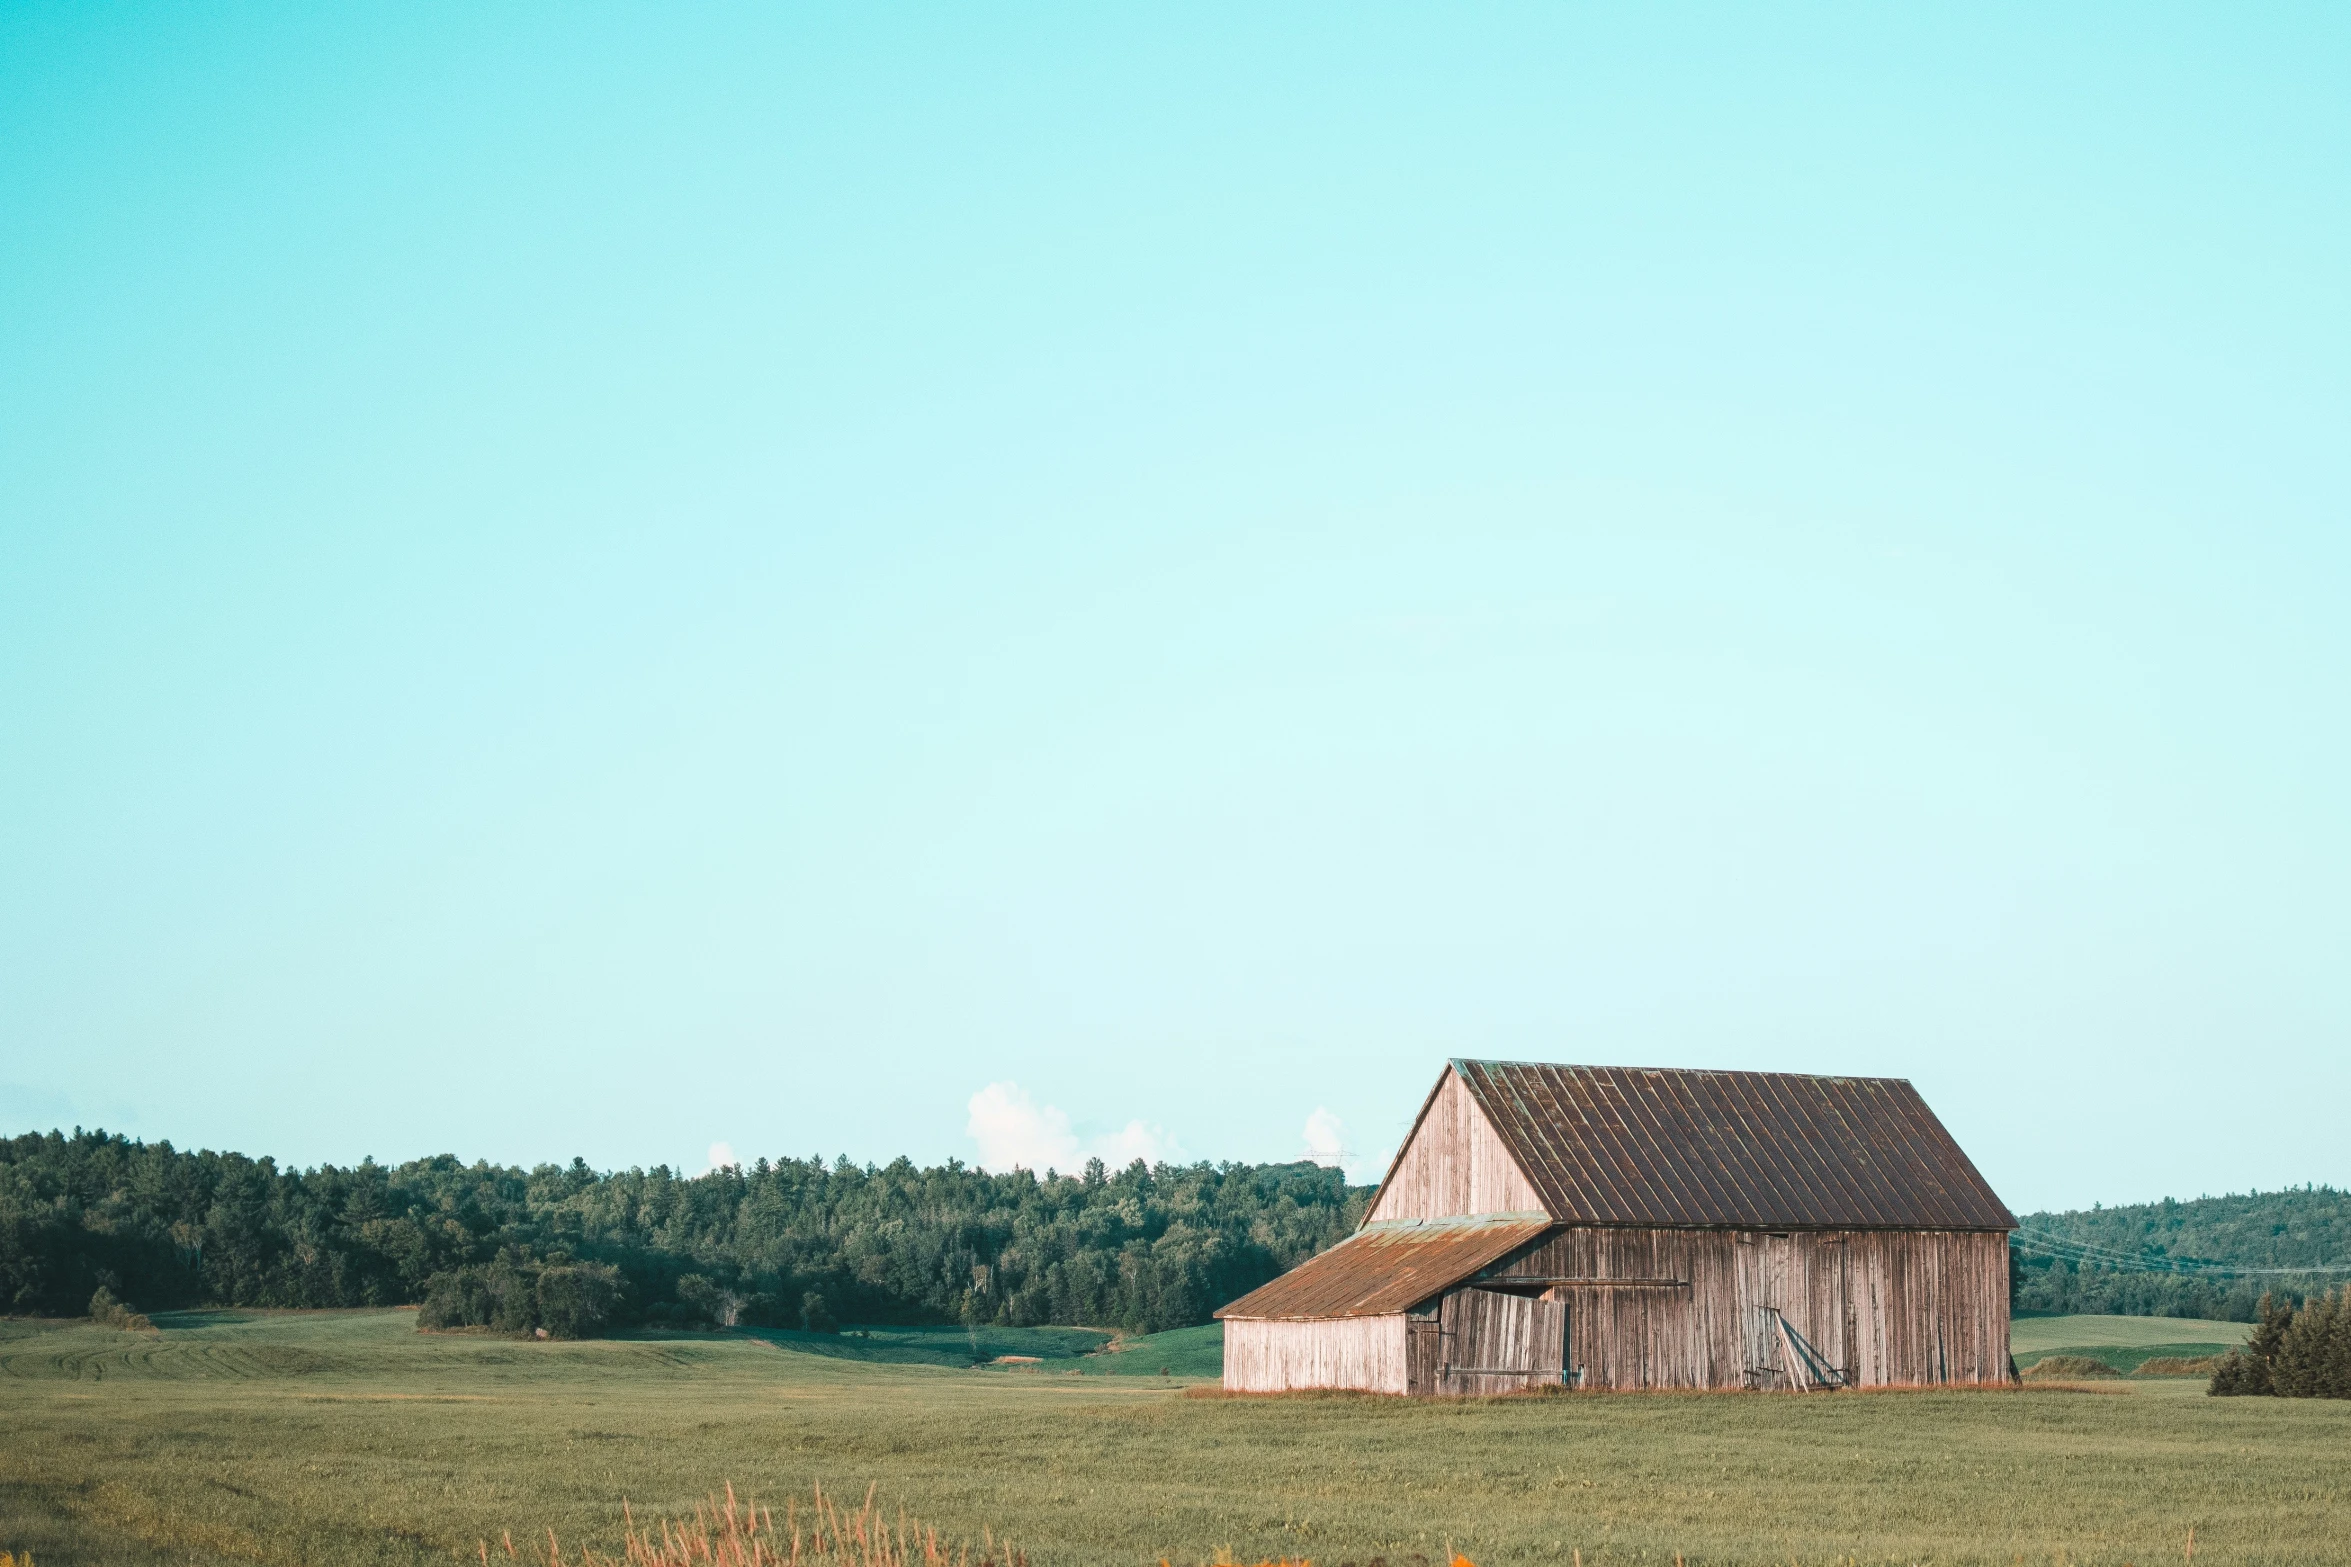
[2209,1291,2293,1396]
[2272,1288,2338,1397]
[2320,1284,2351,1399]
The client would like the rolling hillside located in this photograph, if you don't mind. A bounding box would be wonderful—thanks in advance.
[2014,1187,2351,1320]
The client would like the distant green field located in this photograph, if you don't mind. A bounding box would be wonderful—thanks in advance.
[5,1308,2348,1567]
[735,1319,1117,1367]
[725,1319,1221,1378]
[2009,1314,2252,1374]
[2010,1314,2253,1354]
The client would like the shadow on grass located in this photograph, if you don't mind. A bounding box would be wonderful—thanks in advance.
[146,1309,258,1330]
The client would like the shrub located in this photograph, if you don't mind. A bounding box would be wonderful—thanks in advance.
[88,1285,153,1331]
[536,1262,624,1339]
[2208,1347,2269,1395]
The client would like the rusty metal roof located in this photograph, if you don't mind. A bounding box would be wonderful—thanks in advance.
[1446,1060,2015,1231]
[1213,1213,1552,1320]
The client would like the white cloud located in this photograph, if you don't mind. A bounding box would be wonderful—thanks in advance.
[966,1082,1185,1174]
[1303,1108,1345,1167]
[1301,1109,1392,1183]
[705,1141,740,1173]
[967,1082,1081,1172]
[1092,1117,1185,1168]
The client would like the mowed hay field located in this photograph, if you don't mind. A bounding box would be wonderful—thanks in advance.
[2010,1315,2253,1377]
[5,1311,2349,1567]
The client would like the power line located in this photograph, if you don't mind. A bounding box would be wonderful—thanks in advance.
[2009,1227,2351,1278]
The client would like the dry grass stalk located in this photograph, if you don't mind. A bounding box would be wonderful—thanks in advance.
[487,1481,1024,1567]
[1163,1557,1470,1567]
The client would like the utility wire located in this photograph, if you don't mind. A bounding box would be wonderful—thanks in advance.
[2009,1226,2351,1278]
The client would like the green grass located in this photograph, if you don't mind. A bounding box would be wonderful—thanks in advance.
[1068,1322,1224,1378]
[2009,1314,2250,1375]
[2009,1314,2253,1355]
[735,1320,1116,1367]
[4,1309,2348,1566]
[718,1319,1213,1377]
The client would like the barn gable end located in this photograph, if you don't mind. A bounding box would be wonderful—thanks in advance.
[1366,1067,1547,1222]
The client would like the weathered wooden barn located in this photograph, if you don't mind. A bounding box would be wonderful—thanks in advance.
[1216,1060,2015,1394]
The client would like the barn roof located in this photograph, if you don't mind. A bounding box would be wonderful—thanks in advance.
[1436,1060,2014,1231]
[1212,1213,1552,1320]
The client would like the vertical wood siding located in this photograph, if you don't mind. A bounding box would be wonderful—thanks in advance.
[1223,1315,1408,1394]
[1483,1227,2011,1390]
[1418,1286,1567,1395]
[1368,1071,1546,1222]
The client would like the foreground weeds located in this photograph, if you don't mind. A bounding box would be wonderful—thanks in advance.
[489,1482,1023,1567]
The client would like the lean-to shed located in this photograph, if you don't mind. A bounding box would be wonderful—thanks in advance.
[1215,1060,2015,1395]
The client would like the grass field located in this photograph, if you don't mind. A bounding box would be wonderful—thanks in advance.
[5,1309,2348,1567]
[2008,1314,2252,1375]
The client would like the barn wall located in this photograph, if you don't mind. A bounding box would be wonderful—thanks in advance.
[1222,1315,1408,1394]
[1485,1227,2011,1390]
[1367,1072,1546,1223]
[1418,1285,1567,1395]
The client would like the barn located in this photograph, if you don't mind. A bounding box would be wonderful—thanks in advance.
[1215,1060,2016,1395]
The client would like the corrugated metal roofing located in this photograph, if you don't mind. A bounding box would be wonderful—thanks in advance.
[1213,1213,1553,1320]
[1446,1060,2016,1231]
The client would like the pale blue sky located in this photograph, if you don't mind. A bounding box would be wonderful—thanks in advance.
[3,4,2344,1212]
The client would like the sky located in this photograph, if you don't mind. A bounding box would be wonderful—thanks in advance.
[2,4,2345,1215]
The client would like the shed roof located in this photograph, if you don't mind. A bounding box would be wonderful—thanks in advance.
[1213,1213,1552,1320]
[1430,1060,2014,1231]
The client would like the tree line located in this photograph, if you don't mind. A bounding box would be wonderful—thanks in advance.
[2010,1187,2351,1321]
[0,1128,1366,1337]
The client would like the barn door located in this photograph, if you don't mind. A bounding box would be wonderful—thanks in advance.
[1530,1292,1567,1385]
[1736,1234,1790,1388]
[1543,1291,1574,1386]
[1797,1234,1854,1385]
[1407,1315,1441,1395]
[1436,1286,1567,1394]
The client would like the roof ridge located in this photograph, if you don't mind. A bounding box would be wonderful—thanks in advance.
[1452,1056,1915,1086]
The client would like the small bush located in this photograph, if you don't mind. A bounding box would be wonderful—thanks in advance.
[88,1286,153,1332]
[2020,1355,2119,1381]
[2208,1347,2270,1395]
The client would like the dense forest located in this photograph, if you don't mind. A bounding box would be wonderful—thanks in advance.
[0,1129,1365,1336]
[2011,1187,2351,1320]
[16,1126,2349,1337]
